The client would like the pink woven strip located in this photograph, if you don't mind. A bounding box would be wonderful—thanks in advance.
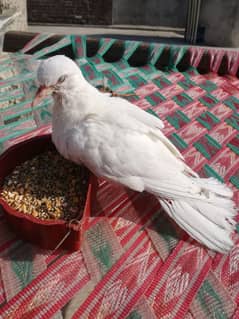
[181,101,207,121]
[91,245,161,319]
[209,122,237,145]
[119,204,159,247]
[82,197,159,283]
[20,33,54,54]
[127,296,158,318]
[154,99,179,118]
[1,244,46,301]
[233,307,239,319]
[189,47,205,68]
[167,72,185,83]
[0,120,36,140]
[190,271,236,318]
[187,86,205,98]
[0,252,90,318]
[135,83,160,99]
[93,186,136,218]
[0,278,6,305]
[212,244,239,301]
[178,119,208,147]
[208,49,225,73]
[209,148,239,183]
[88,192,139,230]
[159,83,184,99]
[145,241,212,319]
[226,51,239,76]
[81,219,124,282]
[3,124,52,152]
[210,103,233,122]
[72,231,150,318]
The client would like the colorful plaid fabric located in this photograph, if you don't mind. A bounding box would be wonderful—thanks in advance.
[0,34,238,318]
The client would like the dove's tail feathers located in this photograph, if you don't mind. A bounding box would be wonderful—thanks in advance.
[194,177,234,198]
[158,178,236,253]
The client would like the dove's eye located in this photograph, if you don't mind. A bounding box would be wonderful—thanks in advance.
[58,75,67,83]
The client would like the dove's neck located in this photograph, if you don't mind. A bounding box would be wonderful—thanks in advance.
[52,73,101,129]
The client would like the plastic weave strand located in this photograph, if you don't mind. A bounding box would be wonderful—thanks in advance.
[0,34,238,319]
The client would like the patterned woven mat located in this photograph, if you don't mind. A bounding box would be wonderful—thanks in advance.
[0,34,238,318]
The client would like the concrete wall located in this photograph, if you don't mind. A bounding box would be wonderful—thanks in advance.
[112,0,187,28]
[27,0,112,25]
[0,0,27,31]
[27,0,187,28]
[199,0,239,47]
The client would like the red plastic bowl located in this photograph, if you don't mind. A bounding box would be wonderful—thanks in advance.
[0,134,97,251]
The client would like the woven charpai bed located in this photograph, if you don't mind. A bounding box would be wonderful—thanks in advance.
[0,34,238,318]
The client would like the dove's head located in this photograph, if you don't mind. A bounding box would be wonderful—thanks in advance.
[32,55,84,107]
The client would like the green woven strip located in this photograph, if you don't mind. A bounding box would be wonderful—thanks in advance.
[71,35,87,59]
[146,108,160,118]
[172,92,194,107]
[0,90,24,103]
[0,117,30,130]
[2,99,51,125]
[136,65,157,80]
[227,135,239,155]
[33,35,71,59]
[146,92,166,106]
[0,98,32,113]
[228,144,239,155]
[183,67,200,78]
[0,52,26,68]
[167,46,188,71]
[153,76,172,89]
[148,43,165,65]
[225,113,239,130]
[230,175,239,188]
[0,123,36,144]
[77,60,103,84]
[0,72,36,88]
[166,110,190,129]
[224,96,239,111]
[0,64,16,72]
[194,134,221,159]
[196,111,220,130]
[20,33,55,54]
[123,40,142,60]
[178,78,196,90]
[206,134,222,149]
[199,93,219,108]
[195,279,231,319]
[126,310,142,319]
[127,73,147,88]
[202,164,224,182]
[98,38,117,56]
[199,80,217,92]
[169,133,188,150]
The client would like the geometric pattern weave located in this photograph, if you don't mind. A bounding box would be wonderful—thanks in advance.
[0,34,238,319]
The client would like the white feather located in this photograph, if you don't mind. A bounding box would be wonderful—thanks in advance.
[36,55,237,253]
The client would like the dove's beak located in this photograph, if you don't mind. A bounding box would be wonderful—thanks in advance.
[32,86,54,108]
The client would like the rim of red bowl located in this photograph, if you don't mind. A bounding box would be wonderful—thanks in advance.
[0,134,92,227]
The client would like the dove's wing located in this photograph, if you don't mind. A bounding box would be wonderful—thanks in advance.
[105,96,185,161]
[65,110,235,253]
[65,108,196,197]
[110,96,164,128]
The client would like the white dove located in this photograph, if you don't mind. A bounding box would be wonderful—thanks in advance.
[33,55,236,253]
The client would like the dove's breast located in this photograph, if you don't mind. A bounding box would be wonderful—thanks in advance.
[51,111,103,171]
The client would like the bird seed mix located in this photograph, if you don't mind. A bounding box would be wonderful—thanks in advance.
[1,150,89,221]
